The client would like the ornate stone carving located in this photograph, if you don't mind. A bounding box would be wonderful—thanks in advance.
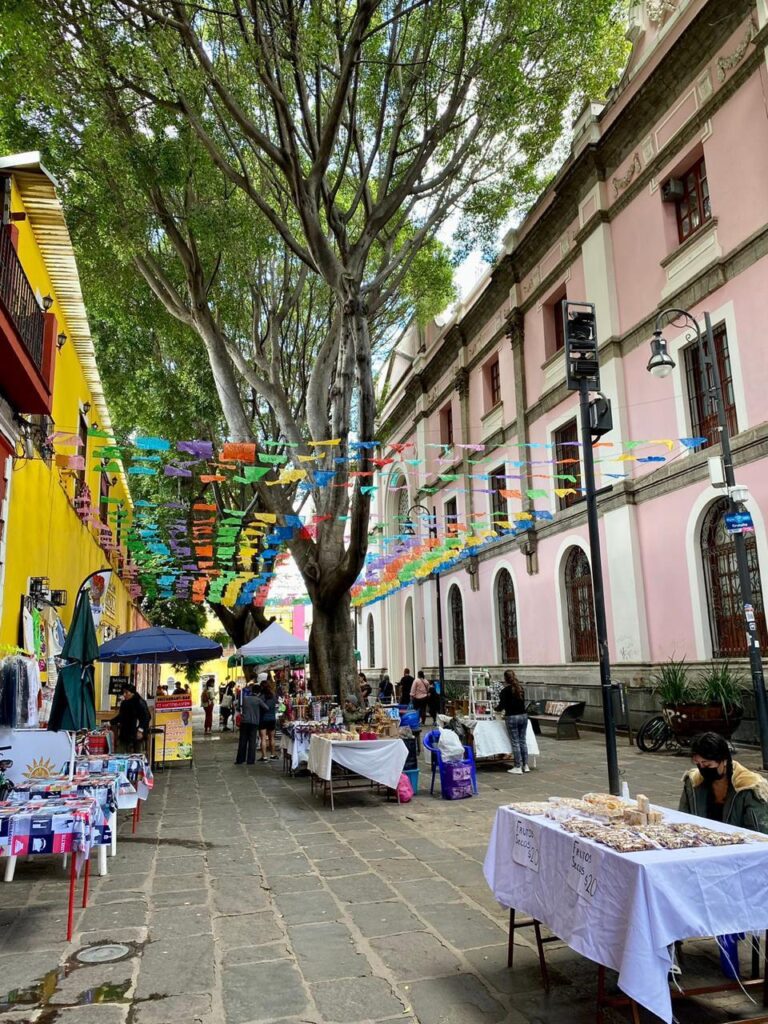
[505,308,524,349]
[453,367,470,399]
[717,24,755,83]
[612,152,641,198]
[646,0,679,25]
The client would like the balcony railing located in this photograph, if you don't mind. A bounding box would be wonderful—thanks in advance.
[0,227,45,372]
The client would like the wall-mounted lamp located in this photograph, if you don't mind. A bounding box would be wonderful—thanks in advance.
[42,294,53,312]
[515,527,539,576]
[110,477,118,487]
[56,332,67,351]
[465,554,480,592]
[81,402,91,414]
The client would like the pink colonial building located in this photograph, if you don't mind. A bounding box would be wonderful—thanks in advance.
[363,0,768,735]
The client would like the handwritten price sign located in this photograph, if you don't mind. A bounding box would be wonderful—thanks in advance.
[513,817,541,873]
[567,839,600,903]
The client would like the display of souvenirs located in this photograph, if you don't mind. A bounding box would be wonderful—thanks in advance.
[368,705,400,737]
[560,812,754,853]
[507,801,552,816]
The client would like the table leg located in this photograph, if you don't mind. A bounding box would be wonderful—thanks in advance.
[97,844,108,876]
[596,964,605,1024]
[136,800,142,823]
[329,775,334,812]
[763,929,768,1008]
[534,920,550,992]
[81,856,91,908]
[3,855,17,882]
[507,909,516,968]
[131,805,138,834]
[109,811,117,856]
[66,852,77,942]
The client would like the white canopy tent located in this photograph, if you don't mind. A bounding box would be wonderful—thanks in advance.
[237,621,309,659]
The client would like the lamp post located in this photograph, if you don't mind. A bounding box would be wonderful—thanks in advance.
[563,301,621,796]
[647,308,768,769]
[405,504,445,714]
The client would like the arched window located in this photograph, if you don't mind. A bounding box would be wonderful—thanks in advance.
[496,569,519,663]
[702,499,767,657]
[449,585,466,665]
[564,547,597,662]
[367,613,375,669]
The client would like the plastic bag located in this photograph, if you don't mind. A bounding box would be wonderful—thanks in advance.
[396,773,414,803]
[438,728,465,762]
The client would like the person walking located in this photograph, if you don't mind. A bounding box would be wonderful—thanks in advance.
[220,683,235,731]
[495,670,529,775]
[258,681,278,761]
[398,668,414,706]
[411,670,430,724]
[235,687,261,765]
[201,680,216,735]
[378,673,394,703]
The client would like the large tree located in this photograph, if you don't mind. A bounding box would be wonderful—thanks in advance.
[2,0,627,698]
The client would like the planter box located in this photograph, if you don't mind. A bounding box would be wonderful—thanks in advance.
[663,703,743,739]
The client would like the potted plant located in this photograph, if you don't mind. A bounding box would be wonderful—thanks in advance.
[654,658,746,740]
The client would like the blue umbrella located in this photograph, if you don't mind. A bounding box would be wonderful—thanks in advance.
[97,627,223,664]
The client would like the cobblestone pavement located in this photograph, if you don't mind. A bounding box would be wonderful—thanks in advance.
[1,722,766,1024]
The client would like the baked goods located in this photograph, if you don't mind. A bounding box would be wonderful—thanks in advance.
[507,801,551,816]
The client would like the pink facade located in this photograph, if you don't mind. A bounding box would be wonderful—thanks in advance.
[362,0,768,706]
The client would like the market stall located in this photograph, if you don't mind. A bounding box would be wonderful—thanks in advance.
[236,621,308,662]
[307,734,409,810]
[437,714,539,766]
[484,794,768,1024]
[97,626,222,767]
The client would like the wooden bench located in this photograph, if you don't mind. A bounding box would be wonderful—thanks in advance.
[526,700,585,740]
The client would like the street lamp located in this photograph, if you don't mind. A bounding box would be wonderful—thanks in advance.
[405,503,445,714]
[647,308,768,769]
[563,300,621,795]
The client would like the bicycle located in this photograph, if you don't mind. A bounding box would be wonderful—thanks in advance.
[635,715,674,753]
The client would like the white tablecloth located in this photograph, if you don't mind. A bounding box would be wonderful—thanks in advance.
[484,805,768,1023]
[471,720,540,761]
[282,732,311,771]
[308,737,408,789]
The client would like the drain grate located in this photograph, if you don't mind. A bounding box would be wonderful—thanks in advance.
[75,943,131,965]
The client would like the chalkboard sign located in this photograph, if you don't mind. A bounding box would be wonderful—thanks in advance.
[108,675,130,696]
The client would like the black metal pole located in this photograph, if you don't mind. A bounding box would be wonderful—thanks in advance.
[578,378,621,795]
[701,312,768,768]
[431,507,446,715]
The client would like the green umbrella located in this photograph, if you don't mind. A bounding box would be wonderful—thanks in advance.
[48,588,98,732]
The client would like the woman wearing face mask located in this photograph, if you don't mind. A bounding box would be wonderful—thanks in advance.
[679,731,768,833]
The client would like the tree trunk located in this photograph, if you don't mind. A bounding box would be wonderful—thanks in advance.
[209,603,275,681]
[309,595,357,703]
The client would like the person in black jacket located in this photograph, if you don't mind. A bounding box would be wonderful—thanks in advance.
[398,668,414,706]
[112,684,150,754]
[495,670,529,776]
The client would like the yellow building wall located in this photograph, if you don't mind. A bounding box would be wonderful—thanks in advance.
[0,176,139,673]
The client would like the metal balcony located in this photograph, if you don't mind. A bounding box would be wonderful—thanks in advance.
[0,227,45,370]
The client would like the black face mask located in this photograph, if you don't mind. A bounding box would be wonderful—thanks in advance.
[698,765,723,784]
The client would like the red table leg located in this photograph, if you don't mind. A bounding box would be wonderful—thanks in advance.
[66,852,77,942]
[132,805,138,833]
[81,854,91,908]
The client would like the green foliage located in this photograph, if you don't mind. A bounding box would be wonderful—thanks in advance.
[696,663,747,713]
[142,598,207,635]
[652,658,693,706]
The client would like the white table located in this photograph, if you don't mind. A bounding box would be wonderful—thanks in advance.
[282,731,312,771]
[437,716,539,766]
[484,804,768,1023]
[307,736,408,810]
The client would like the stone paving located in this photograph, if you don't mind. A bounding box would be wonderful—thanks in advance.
[0,722,767,1024]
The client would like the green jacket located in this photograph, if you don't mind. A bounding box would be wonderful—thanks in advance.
[679,761,768,834]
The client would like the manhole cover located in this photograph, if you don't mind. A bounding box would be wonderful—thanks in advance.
[75,943,131,964]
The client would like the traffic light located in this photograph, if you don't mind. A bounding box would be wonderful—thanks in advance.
[563,301,599,391]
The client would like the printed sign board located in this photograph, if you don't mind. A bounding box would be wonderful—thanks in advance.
[154,696,193,763]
